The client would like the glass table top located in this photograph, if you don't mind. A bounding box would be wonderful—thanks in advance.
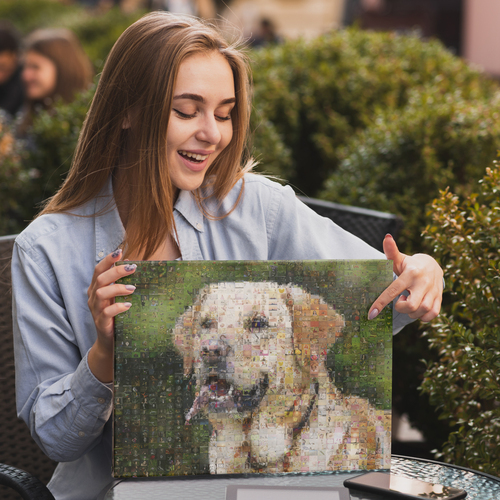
[102,456,500,500]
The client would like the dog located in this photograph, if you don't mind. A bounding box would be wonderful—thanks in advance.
[174,281,391,474]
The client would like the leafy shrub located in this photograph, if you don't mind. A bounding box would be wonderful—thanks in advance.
[250,29,498,196]
[0,0,83,34]
[0,0,145,70]
[320,89,500,254]
[21,89,94,216]
[420,163,500,475]
[0,89,92,235]
[67,8,145,70]
[0,113,27,235]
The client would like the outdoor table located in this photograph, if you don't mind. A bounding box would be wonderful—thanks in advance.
[99,455,500,500]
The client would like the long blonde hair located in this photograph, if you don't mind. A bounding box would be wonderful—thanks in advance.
[40,12,253,259]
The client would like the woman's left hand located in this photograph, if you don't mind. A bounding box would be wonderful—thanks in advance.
[368,234,443,323]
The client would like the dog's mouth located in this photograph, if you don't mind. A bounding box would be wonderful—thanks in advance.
[185,373,269,423]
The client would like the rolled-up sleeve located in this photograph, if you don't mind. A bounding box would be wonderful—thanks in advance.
[12,241,113,462]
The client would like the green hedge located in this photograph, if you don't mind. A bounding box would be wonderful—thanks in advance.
[250,29,498,197]
[420,163,500,475]
[0,0,145,70]
[320,89,500,253]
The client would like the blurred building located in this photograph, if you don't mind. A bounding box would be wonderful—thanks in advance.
[463,0,500,78]
[344,0,463,54]
[220,0,346,41]
[344,0,500,78]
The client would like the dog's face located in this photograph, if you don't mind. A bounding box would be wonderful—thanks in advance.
[176,283,291,418]
[174,282,347,471]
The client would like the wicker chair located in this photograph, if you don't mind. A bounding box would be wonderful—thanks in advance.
[0,234,57,500]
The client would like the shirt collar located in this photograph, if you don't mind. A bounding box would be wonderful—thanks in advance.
[174,189,205,233]
[93,182,205,261]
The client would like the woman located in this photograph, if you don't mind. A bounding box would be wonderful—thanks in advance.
[12,12,443,500]
[19,28,93,132]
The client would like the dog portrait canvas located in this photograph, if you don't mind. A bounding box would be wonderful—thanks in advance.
[113,260,393,478]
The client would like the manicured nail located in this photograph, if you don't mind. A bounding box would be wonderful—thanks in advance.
[385,234,393,240]
[112,248,122,258]
[125,285,136,291]
[368,309,379,320]
[123,302,132,309]
[124,264,137,272]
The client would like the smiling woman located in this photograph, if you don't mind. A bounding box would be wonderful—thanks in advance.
[11,11,444,500]
[166,52,235,197]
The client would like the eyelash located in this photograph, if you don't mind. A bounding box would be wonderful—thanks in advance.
[173,109,231,122]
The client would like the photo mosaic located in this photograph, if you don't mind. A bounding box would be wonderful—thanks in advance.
[113,260,393,478]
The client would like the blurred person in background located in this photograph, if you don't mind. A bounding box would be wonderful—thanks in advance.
[0,21,24,118]
[250,17,282,48]
[19,28,93,135]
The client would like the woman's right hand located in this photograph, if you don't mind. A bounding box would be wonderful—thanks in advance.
[87,248,136,383]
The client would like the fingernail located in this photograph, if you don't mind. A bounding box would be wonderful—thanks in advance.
[385,234,393,239]
[125,285,136,291]
[124,264,137,272]
[123,302,132,308]
[368,309,379,320]
[112,248,123,258]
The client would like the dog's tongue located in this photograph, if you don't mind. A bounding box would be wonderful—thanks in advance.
[185,378,235,423]
[185,375,270,423]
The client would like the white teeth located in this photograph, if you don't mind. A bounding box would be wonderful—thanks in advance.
[179,150,208,161]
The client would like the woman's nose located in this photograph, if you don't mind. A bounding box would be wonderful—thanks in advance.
[196,115,222,145]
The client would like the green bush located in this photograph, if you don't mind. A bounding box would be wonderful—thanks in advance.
[0,113,28,235]
[21,88,95,219]
[0,0,145,70]
[420,163,500,475]
[320,89,500,254]
[0,89,92,234]
[250,29,497,196]
[67,8,145,70]
[0,0,83,34]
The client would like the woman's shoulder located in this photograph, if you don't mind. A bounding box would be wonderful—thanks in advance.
[231,173,294,206]
[242,172,288,192]
[15,201,97,255]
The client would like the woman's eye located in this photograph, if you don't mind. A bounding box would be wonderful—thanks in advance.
[216,114,231,122]
[173,109,195,119]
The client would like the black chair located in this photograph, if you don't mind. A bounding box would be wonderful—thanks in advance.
[0,235,58,500]
[0,464,55,500]
[298,196,403,252]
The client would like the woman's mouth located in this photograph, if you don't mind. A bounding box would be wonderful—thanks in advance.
[178,150,209,163]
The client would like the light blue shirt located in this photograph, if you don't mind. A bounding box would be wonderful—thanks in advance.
[12,174,412,500]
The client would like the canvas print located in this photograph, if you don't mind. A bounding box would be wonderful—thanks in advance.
[113,260,393,478]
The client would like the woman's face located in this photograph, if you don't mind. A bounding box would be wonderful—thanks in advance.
[166,51,235,194]
[22,51,57,101]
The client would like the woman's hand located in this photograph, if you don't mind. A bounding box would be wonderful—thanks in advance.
[87,249,136,383]
[368,234,443,323]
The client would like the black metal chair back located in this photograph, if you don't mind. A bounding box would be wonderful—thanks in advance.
[0,235,57,500]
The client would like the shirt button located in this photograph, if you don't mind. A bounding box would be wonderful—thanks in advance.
[97,398,106,404]
[78,431,85,437]
[98,251,104,258]
[196,223,202,230]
